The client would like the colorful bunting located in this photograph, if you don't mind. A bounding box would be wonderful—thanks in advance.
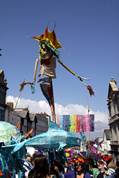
[56,114,95,132]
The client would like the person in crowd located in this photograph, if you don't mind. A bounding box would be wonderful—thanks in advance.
[106,160,116,178]
[89,159,100,178]
[76,163,91,178]
[97,160,107,178]
[23,154,33,178]
[50,160,64,178]
[64,162,75,178]
[28,155,50,178]
[114,160,119,178]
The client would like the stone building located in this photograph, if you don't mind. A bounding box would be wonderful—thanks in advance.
[5,104,49,136]
[0,70,8,120]
[101,129,111,153]
[107,79,119,161]
[0,69,49,136]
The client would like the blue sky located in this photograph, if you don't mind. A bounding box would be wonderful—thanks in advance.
[0,0,119,115]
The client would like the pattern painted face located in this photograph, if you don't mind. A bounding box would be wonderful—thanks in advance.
[40,43,48,52]
[40,42,53,61]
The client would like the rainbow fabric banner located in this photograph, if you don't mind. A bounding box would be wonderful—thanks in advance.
[56,114,94,132]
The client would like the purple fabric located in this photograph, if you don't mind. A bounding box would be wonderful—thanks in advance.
[64,171,75,178]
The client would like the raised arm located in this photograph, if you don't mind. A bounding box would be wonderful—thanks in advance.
[33,57,39,83]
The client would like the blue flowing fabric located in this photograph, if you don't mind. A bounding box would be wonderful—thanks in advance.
[0,122,27,177]
[25,121,81,148]
[0,121,83,177]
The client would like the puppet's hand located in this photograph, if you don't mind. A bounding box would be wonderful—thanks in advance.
[19,80,34,92]
[32,79,36,84]
[19,80,26,91]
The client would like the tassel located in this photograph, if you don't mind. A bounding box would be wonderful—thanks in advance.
[86,85,95,96]
[31,84,35,94]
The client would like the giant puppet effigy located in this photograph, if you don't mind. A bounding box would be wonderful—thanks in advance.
[20,27,94,122]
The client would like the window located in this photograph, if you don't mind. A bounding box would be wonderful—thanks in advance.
[0,107,5,121]
[116,93,119,112]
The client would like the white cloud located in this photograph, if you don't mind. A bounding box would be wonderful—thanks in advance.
[94,111,108,124]
[6,95,109,138]
[6,95,108,123]
[6,95,50,114]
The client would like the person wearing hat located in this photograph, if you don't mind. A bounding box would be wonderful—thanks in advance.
[97,160,107,178]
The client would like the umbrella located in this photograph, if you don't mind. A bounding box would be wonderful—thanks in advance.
[25,121,81,148]
[0,121,20,144]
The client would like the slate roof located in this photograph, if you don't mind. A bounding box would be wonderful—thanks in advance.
[14,109,28,118]
[29,113,36,121]
[14,109,49,122]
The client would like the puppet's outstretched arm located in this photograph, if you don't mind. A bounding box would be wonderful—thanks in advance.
[33,58,39,83]
[57,58,88,81]
[57,58,94,96]
[19,58,39,93]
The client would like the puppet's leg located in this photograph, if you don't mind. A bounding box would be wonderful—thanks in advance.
[49,81,56,122]
[40,77,56,122]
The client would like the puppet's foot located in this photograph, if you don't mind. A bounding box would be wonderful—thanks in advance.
[51,112,56,123]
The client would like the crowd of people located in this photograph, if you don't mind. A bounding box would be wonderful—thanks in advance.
[18,150,119,178]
